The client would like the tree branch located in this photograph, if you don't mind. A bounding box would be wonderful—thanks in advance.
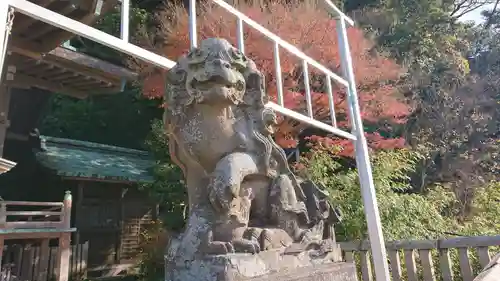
[485,0,500,28]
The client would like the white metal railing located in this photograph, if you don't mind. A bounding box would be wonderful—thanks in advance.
[188,1,390,281]
[0,1,390,281]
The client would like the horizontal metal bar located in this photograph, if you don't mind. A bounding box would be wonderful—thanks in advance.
[9,0,176,70]
[212,0,348,87]
[320,0,355,26]
[265,102,356,140]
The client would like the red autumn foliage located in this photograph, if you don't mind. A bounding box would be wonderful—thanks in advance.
[141,1,409,157]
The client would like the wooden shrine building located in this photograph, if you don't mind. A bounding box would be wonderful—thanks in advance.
[32,135,157,275]
[0,0,138,173]
[0,0,154,277]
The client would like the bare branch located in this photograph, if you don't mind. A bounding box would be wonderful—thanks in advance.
[485,0,500,28]
[451,0,495,19]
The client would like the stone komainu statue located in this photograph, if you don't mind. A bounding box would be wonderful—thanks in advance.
[163,38,342,262]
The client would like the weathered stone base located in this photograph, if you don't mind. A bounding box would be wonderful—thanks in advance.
[165,248,358,281]
[246,262,358,281]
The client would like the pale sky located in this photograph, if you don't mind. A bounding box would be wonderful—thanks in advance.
[458,3,496,23]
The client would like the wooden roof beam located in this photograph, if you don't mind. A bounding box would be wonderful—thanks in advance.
[49,47,137,81]
[37,0,118,53]
[9,45,137,83]
[22,5,79,41]
[6,73,88,99]
[10,48,118,85]
[12,0,57,32]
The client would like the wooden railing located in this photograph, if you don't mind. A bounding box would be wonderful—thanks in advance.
[339,235,500,281]
[0,192,75,281]
[1,242,89,281]
[0,201,66,230]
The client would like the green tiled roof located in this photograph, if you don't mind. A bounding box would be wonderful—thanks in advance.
[35,136,154,183]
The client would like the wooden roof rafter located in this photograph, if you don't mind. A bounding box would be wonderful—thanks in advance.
[2,0,141,97]
[4,46,137,98]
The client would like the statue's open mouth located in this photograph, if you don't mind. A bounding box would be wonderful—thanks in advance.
[191,76,244,91]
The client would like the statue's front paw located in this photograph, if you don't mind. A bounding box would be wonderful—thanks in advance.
[232,239,261,254]
[205,241,235,255]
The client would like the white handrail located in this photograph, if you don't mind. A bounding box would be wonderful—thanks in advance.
[336,17,391,281]
[212,0,348,87]
[266,102,356,140]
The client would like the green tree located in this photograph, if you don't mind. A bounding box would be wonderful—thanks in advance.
[40,88,161,149]
[297,148,456,241]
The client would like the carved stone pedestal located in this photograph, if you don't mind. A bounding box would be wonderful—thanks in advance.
[165,248,358,281]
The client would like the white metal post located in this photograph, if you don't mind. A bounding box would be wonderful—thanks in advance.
[336,18,391,281]
[236,18,244,53]
[325,77,337,127]
[273,42,284,106]
[120,0,130,42]
[0,0,11,82]
[302,60,313,118]
[188,0,197,49]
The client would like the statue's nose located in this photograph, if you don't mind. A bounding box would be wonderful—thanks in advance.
[212,59,231,69]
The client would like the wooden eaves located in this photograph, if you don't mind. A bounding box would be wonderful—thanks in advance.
[3,0,138,98]
[5,46,138,98]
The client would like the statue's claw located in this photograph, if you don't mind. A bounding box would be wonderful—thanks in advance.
[208,180,232,212]
[232,239,261,254]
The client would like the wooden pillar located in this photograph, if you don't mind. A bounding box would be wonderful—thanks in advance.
[56,191,72,281]
[117,187,127,263]
[0,202,6,266]
[37,239,50,281]
[0,85,11,157]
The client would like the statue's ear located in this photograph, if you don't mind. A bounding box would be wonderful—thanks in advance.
[242,64,266,106]
[246,72,265,91]
[243,59,264,91]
